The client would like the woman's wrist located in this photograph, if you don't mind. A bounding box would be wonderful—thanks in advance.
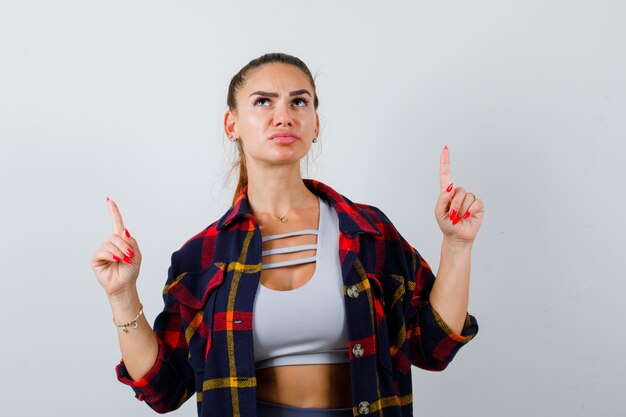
[108,286,142,321]
[442,235,474,254]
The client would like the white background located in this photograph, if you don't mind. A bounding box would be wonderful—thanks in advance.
[1,1,624,416]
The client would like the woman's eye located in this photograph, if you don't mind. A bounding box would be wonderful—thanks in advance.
[292,98,309,107]
[254,97,309,107]
[254,98,271,107]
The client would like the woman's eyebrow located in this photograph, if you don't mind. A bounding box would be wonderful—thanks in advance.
[249,89,312,97]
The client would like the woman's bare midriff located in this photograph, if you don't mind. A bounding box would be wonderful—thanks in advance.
[256,363,353,408]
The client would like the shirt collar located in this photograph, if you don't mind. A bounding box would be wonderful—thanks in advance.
[215,178,382,237]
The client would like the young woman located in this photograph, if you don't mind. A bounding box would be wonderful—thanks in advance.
[91,53,482,417]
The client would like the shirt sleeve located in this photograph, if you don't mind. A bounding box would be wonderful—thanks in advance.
[403,241,479,371]
[114,254,196,413]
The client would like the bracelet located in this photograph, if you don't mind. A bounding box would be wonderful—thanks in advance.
[113,304,143,333]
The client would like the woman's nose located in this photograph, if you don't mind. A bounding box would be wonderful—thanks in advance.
[273,103,293,125]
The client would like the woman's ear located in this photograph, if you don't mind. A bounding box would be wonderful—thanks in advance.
[315,112,320,138]
[224,110,238,139]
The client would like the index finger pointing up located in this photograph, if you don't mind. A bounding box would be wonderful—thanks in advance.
[106,197,125,236]
[440,145,452,191]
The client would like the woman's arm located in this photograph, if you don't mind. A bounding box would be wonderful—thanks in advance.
[92,198,194,412]
[109,288,159,381]
[430,238,472,334]
[430,145,484,334]
[91,197,158,380]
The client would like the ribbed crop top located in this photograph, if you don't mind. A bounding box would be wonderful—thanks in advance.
[252,196,349,370]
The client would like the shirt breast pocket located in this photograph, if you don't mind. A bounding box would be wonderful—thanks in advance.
[168,263,225,372]
[366,273,393,374]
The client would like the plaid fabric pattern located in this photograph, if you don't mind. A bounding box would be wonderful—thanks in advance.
[116,179,478,416]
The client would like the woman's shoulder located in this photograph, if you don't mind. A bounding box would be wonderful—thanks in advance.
[352,201,417,257]
[351,201,402,239]
[170,218,222,274]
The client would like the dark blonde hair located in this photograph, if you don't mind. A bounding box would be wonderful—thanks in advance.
[226,53,320,206]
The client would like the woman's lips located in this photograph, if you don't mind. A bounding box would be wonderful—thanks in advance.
[270,136,298,144]
[269,132,300,144]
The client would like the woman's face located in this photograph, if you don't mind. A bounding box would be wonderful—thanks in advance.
[225,63,319,167]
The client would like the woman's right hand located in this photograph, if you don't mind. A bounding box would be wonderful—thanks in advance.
[91,197,143,300]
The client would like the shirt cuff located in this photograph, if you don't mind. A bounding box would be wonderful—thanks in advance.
[115,337,166,399]
[421,302,478,366]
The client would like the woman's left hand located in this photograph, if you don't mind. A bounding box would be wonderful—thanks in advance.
[435,146,484,245]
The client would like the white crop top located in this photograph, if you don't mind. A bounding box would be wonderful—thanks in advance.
[252,196,349,370]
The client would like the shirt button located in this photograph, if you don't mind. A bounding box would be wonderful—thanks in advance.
[347,285,359,298]
[352,343,364,358]
[358,401,370,414]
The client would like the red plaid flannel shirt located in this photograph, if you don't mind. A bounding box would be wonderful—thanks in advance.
[116,178,478,416]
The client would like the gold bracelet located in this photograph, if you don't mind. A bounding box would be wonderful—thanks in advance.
[112,304,143,333]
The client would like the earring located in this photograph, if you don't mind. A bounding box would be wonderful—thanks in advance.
[228,135,238,142]
[312,137,318,143]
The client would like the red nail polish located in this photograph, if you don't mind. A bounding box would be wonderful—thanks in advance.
[113,255,122,262]
[444,145,448,151]
[125,228,130,238]
[126,248,135,258]
[452,215,461,225]
[123,255,132,264]
[463,211,471,219]
[446,183,453,193]
[449,209,457,220]
[106,196,110,203]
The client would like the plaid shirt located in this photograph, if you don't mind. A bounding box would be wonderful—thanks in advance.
[116,178,478,417]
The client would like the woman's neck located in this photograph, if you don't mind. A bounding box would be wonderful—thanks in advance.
[246,173,316,219]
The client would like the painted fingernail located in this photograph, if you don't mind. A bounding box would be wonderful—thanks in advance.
[126,248,135,258]
[444,145,448,150]
[463,211,471,219]
[106,196,110,203]
[449,209,457,220]
[123,255,132,264]
[124,228,131,238]
[113,255,122,262]
[452,215,461,225]
[446,183,453,193]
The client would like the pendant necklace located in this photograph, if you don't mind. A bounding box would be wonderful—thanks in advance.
[273,193,311,223]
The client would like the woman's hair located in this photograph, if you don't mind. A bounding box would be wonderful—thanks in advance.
[226,53,320,206]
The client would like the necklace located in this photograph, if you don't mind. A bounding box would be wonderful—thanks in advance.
[270,193,311,223]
